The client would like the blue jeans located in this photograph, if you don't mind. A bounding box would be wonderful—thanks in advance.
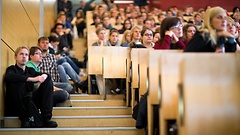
[57,56,80,74]
[61,62,81,84]
[53,82,73,93]
[58,65,69,83]
[53,90,70,107]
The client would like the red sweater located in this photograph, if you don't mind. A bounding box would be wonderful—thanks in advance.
[154,35,186,49]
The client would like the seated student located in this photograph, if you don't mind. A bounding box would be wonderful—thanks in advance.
[118,19,132,34]
[52,23,72,53]
[48,35,82,75]
[129,25,145,48]
[4,46,58,128]
[153,31,160,44]
[92,27,107,46]
[154,17,186,50]
[193,13,203,26]
[115,15,123,26]
[121,30,131,47]
[26,46,71,107]
[141,28,154,49]
[181,23,198,45]
[184,7,236,52]
[91,14,102,26]
[227,16,240,50]
[94,22,103,30]
[102,16,113,30]
[106,28,121,46]
[37,37,83,93]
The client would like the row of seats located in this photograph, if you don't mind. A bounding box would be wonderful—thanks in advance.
[87,46,240,135]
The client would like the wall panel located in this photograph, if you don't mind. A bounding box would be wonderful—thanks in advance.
[1,0,56,121]
[44,0,57,36]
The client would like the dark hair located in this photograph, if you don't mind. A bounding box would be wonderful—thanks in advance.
[109,28,119,36]
[232,6,240,13]
[92,14,101,21]
[53,23,64,30]
[121,19,132,31]
[141,28,153,37]
[29,46,42,60]
[159,17,180,43]
[48,35,59,43]
[182,23,198,39]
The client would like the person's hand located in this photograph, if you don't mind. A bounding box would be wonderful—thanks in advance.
[171,32,179,43]
[64,28,71,34]
[56,54,61,59]
[165,30,174,37]
[63,47,68,51]
[217,31,233,38]
[34,75,46,83]
[165,31,179,43]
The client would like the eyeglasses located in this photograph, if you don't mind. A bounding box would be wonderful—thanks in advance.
[171,24,183,29]
[187,30,196,33]
[144,33,153,37]
[34,52,42,55]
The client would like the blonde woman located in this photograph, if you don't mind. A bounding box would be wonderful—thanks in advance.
[184,6,236,52]
[226,17,240,51]
[121,30,131,47]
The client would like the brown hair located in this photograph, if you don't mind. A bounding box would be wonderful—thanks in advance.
[15,46,28,57]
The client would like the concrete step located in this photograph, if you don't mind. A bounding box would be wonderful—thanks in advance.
[70,94,124,100]
[4,115,136,128]
[52,106,132,116]
[0,127,145,135]
[71,100,126,107]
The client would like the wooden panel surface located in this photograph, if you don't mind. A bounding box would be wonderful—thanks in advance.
[178,53,240,135]
[88,46,104,75]
[103,47,128,78]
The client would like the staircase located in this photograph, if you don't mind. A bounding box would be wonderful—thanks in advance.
[0,94,144,135]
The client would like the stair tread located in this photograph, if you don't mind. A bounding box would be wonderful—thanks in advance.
[0,127,140,130]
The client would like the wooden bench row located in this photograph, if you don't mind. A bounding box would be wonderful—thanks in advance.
[87,46,240,135]
[146,51,240,135]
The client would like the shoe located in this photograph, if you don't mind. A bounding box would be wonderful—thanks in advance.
[79,71,87,76]
[56,100,72,107]
[111,88,121,94]
[70,83,79,94]
[21,121,31,128]
[43,120,58,128]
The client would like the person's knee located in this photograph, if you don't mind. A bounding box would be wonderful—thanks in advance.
[57,57,67,65]
[62,62,71,68]
[65,84,73,93]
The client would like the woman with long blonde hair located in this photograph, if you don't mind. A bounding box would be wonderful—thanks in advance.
[184,6,236,52]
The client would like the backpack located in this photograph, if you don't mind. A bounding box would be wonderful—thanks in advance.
[25,92,43,127]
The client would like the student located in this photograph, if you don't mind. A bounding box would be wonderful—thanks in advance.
[121,30,131,47]
[184,7,236,52]
[106,28,121,46]
[118,19,132,34]
[4,46,57,128]
[182,23,198,45]
[26,46,71,107]
[226,16,240,50]
[92,27,107,46]
[37,37,83,93]
[154,17,185,50]
[141,28,154,49]
[129,25,145,48]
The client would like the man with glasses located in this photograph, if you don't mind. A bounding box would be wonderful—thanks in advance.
[26,46,71,107]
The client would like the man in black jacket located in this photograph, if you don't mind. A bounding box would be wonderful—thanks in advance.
[4,46,57,128]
